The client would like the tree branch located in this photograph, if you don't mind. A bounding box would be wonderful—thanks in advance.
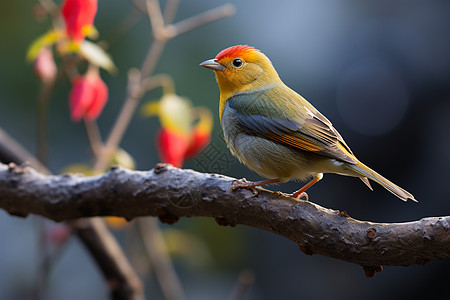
[1,162,448,277]
[137,218,185,300]
[0,129,143,300]
[0,127,47,172]
[70,218,144,300]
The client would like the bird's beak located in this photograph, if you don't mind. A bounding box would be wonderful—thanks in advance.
[199,59,225,71]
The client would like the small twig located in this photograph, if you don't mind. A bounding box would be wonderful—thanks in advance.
[140,73,176,95]
[37,0,60,21]
[36,76,55,166]
[71,218,145,300]
[137,218,186,300]
[138,39,166,88]
[162,0,179,24]
[128,0,147,15]
[0,127,47,171]
[165,4,235,39]
[146,0,166,37]
[84,119,103,158]
[60,55,80,81]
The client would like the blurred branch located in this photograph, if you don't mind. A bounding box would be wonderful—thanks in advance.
[1,163,449,277]
[70,218,144,300]
[36,79,55,166]
[0,127,47,172]
[146,0,166,36]
[137,218,185,300]
[37,0,60,23]
[164,4,235,39]
[140,73,175,95]
[0,129,144,300]
[92,1,235,173]
[128,0,148,14]
[129,0,178,23]
[84,119,103,158]
[162,0,179,24]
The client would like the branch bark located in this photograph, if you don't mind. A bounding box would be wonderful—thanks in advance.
[1,162,448,276]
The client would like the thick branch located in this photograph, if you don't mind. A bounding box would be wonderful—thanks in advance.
[1,162,449,274]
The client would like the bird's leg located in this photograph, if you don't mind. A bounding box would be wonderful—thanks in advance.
[287,173,323,201]
[230,178,281,196]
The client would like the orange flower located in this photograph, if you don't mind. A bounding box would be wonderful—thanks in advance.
[61,0,98,43]
[69,68,108,122]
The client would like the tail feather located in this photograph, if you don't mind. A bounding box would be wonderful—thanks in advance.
[348,163,417,202]
[359,176,373,191]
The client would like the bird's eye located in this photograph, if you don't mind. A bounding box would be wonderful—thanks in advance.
[232,58,243,68]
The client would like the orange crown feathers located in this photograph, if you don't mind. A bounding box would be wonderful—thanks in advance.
[215,45,258,61]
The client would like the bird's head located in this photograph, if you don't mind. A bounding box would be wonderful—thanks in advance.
[200,45,281,96]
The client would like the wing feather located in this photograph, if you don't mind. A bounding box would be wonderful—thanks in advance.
[226,86,357,164]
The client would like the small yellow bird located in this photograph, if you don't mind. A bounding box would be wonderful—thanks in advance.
[200,45,416,202]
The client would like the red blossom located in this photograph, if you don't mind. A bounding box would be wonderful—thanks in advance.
[69,69,108,122]
[154,103,212,167]
[61,0,98,43]
[184,108,212,159]
[184,129,211,159]
[156,128,190,168]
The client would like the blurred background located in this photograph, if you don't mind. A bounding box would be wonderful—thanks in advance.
[1,0,450,299]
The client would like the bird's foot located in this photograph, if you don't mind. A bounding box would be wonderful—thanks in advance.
[230,178,259,196]
[284,191,309,201]
[283,174,323,201]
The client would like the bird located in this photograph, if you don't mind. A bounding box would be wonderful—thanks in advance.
[200,45,416,202]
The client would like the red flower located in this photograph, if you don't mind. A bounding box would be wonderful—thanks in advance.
[184,129,211,160]
[69,68,108,122]
[61,0,98,43]
[156,128,190,168]
[184,107,212,159]
[152,100,212,167]
[34,47,57,83]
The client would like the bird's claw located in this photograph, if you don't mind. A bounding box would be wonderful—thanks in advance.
[230,178,259,197]
[284,191,309,201]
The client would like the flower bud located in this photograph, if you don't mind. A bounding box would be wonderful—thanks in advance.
[61,0,98,43]
[34,47,57,83]
[156,128,190,168]
[69,68,108,122]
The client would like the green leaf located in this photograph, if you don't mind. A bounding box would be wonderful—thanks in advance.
[26,30,64,61]
[140,101,160,117]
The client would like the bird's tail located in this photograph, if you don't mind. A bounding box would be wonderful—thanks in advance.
[347,162,417,202]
